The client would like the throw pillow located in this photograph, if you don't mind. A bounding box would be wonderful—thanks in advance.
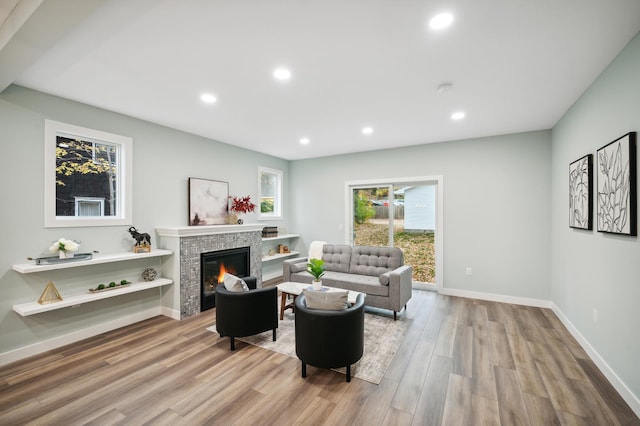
[303,288,348,310]
[290,263,307,273]
[379,271,391,286]
[308,240,326,261]
[223,273,249,292]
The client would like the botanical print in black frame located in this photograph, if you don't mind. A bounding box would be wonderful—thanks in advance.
[569,154,592,230]
[188,178,229,226]
[596,132,637,236]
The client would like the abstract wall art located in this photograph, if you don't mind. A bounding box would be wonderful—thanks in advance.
[188,178,229,226]
[569,154,592,230]
[596,132,637,236]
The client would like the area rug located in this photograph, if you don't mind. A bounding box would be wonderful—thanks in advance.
[207,308,410,384]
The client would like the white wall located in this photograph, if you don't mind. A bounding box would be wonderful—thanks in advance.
[289,130,552,301]
[551,32,640,403]
[0,85,289,359]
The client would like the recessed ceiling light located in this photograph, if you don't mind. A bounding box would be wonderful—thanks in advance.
[200,93,217,103]
[429,13,454,30]
[451,111,465,120]
[299,137,310,145]
[362,127,374,135]
[273,68,292,80]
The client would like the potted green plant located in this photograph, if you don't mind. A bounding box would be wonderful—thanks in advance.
[307,258,326,290]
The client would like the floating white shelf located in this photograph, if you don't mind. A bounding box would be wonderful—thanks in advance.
[12,278,173,316]
[261,233,300,242]
[261,251,300,262]
[12,249,173,274]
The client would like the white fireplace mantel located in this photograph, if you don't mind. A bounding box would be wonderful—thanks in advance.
[156,224,264,238]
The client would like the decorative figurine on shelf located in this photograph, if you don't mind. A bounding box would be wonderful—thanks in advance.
[38,281,63,304]
[142,268,157,281]
[128,226,152,253]
[228,195,256,224]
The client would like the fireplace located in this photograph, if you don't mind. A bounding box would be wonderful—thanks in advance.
[200,246,250,311]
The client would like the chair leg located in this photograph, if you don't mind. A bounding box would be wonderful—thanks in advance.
[230,337,235,351]
[346,365,351,382]
[393,311,397,321]
[301,361,307,378]
[272,328,277,341]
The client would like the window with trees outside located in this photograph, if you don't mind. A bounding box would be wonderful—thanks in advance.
[258,166,282,220]
[44,120,132,227]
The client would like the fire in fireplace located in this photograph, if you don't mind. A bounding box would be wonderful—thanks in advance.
[200,246,250,311]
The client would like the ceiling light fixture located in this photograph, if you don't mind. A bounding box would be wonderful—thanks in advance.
[273,68,292,80]
[362,127,374,135]
[436,82,453,93]
[200,93,217,103]
[429,12,454,30]
[451,111,465,120]
[299,137,310,145]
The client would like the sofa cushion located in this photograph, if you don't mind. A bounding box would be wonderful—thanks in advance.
[303,288,348,310]
[349,246,404,277]
[321,245,352,273]
[322,271,389,297]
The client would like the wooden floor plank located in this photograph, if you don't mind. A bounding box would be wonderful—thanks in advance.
[441,373,473,426]
[411,354,452,426]
[494,366,530,425]
[0,290,636,425]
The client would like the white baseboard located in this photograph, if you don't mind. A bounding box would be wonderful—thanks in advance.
[0,307,162,367]
[438,287,552,308]
[551,303,640,418]
[161,306,181,320]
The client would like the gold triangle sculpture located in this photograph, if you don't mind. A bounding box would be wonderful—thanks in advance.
[38,281,63,305]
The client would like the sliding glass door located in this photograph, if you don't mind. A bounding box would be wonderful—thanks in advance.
[349,180,437,285]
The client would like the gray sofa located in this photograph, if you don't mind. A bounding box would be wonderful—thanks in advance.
[283,244,413,320]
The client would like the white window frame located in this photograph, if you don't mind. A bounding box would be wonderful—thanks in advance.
[44,120,133,228]
[258,166,283,220]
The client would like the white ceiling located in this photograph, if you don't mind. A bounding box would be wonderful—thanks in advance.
[3,0,640,160]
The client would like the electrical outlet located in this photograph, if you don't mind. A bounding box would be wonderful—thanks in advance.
[466,267,472,276]
[593,308,598,323]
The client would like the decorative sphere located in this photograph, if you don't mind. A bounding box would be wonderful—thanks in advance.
[142,268,157,281]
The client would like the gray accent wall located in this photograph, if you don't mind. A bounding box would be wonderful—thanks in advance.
[551,32,640,400]
[289,130,552,301]
[0,85,288,357]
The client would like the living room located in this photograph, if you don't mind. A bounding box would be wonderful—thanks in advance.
[1,1,640,423]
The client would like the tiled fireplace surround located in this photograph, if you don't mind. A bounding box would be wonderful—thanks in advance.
[156,225,263,319]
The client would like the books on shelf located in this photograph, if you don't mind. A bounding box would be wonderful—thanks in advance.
[262,226,278,238]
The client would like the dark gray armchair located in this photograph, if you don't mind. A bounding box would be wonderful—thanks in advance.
[294,293,365,382]
[215,277,278,351]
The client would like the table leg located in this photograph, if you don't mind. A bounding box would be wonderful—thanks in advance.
[280,292,287,320]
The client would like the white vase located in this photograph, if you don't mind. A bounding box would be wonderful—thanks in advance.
[59,251,74,259]
[312,280,322,290]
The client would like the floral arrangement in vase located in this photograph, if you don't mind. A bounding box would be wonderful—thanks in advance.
[49,238,80,259]
[228,195,256,224]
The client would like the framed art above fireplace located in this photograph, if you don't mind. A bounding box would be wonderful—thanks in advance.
[188,178,228,225]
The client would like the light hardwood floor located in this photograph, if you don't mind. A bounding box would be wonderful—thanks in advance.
[0,289,638,425]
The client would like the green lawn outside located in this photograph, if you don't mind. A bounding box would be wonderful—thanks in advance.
[353,221,435,283]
